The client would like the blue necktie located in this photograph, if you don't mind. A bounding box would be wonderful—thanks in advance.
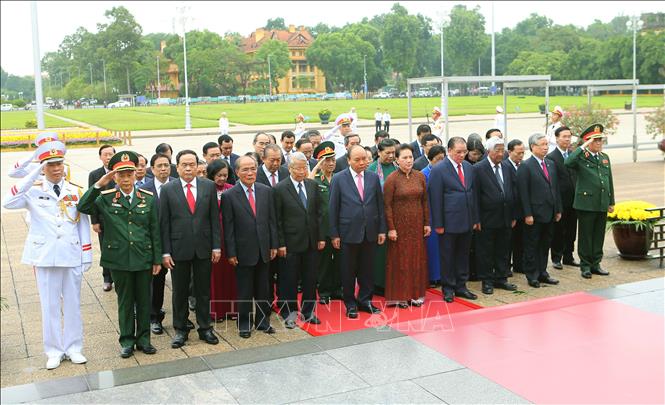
[298,183,307,208]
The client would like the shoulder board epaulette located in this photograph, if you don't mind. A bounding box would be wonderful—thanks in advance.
[32,180,43,187]
[100,189,116,195]
[68,182,82,189]
[138,188,153,196]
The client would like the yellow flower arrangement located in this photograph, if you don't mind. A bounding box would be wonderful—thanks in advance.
[607,200,660,231]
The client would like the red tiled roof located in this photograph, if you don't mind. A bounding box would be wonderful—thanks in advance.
[241,28,314,52]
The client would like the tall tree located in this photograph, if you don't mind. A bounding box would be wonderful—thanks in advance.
[380,3,421,87]
[265,18,286,30]
[443,5,490,76]
[255,39,292,94]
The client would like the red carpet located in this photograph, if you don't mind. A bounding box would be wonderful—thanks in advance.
[296,289,480,337]
[396,292,665,404]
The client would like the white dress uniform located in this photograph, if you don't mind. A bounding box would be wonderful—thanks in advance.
[3,163,92,360]
[494,113,506,134]
[322,113,353,158]
[349,110,358,132]
[219,117,230,135]
[546,121,562,153]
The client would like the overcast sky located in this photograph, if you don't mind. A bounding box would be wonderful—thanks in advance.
[1,1,659,76]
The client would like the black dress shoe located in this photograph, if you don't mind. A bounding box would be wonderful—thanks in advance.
[136,344,157,355]
[581,270,592,279]
[171,332,188,348]
[302,315,321,325]
[481,283,494,295]
[552,261,563,270]
[443,291,454,303]
[318,296,331,305]
[591,268,610,276]
[284,319,297,329]
[186,319,195,330]
[528,280,541,288]
[494,281,518,291]
[199,329,219,345]
[539,276,560,285]
[346,308,358,318]
[120,346,134,358]
[259,326,276,334]
[358,304,381,314]
[455,289,478,300]
[103,282,113,292]
[239,331,251,339]
[150,321,163,335]
[397,302,409,309]
[563,259,581,267]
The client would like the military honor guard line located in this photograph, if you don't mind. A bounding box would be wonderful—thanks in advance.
[3,107,615,369]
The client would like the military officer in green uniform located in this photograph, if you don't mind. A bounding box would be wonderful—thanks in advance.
[565,124,615,279]
[78,151,162,358]
[309,141,343,304]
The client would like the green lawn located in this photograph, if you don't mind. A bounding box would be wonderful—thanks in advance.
[0,110,77,130]
[43,95,664,131]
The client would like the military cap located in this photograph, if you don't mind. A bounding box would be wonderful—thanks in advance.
[296,113,305,121]
[334,113,353,126]
[34,131,59,147]
[36,140,66,163]
[313,141,336,160]
[551,105,564,117]
[581,124,606,141]
[108,151,139,171]
[432,106,442,117]
[496,106,504,113]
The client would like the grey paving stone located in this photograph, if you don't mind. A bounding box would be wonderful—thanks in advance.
[213,352,368,404]
[616,277,664,294]
[413,368,531,404]
[312,327,405,351]
[292,380,443,404]
[1,376,89,404]
[613,290,664,315]
[36,371,236,404]
[204,338,321,370]
[86,357,209,390]
[589,287,637,299]
[325,336,463,386]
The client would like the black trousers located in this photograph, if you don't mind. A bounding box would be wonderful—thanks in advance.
[171,257,212,333]
[383,121,390,132]
[340,239,376,309]
[236,261,271,333]
[280,249,319,319]
[439,231,472,293]
[97,231,113,283]
[510,220,524,273]
[150,266,168,322]
[523,221,553,282]
[551,206,577,263]
[375,120,382,133]
[476,227,511,284]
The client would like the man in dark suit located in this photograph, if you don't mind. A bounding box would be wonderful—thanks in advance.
[280,130,296,166]
[369,130,389,161]
[295,138,318,171]
[410,124,432,160]
[474,138,519,295]
[221,155,278,338]
[218,134,239,185]
[88,144,116,291]
[160,150,221,348]
[334,134,361,173]
[329,145,386,318]
[141,153,175,335]
[504,139,526,275]
[145,143,179,180]
[428,137,480,303]
[547,126,579,269]
[257,144,289,187]
[413,134,439,171]
[274,152,325,327]
[517,133,562,288]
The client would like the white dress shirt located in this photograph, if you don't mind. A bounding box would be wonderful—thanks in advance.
[262,165,279,186]
[488,157,504,184]
[180,177,197,200]
[448,156,464,178]
[154,177,169,198]
[290,177,307,199]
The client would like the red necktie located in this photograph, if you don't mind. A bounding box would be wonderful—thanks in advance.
[271,173,276,187]
[541,161,550,182]
[248,186,256,216]
[457,164,465,187]
[186,183,195,214]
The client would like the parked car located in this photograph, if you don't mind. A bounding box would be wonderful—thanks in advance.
[372,92,391,99]
[1,104,13,112]
[24,102,37,110]
[108,100,131,108]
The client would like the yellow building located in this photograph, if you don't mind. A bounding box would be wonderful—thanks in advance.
[242,25,326,94]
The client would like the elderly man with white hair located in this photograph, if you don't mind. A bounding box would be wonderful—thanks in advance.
[473,137,519,294]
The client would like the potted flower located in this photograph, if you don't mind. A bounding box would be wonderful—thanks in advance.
[607,200,660,259]
[318,108,332,124]
[645,106,665,154]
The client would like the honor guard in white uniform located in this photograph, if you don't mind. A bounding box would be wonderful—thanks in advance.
[322,113,354,158]
[295,113,306,138]
[219,112,230,135]
[3,141,92,370]
[494,106,506,134]
[349,107,358,132]
[432,106,445,138]
[546,106,564,153]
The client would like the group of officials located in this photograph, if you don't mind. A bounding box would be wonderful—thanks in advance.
[4,108,615,368]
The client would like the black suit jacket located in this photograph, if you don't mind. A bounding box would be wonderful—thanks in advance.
[413,155,429,171]
[140,177,175,215]
[256,165,289,187]
[546,148,576,208]
[334,156,349,173]
[159,177,221,261]
[474,159,518,229]
[221,182,278,266]
[88,166,116,225]
[274,178,324,253]
[516,156,562,223]
[410,140,423,159]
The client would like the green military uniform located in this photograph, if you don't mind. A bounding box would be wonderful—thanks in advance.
[367,160,396,294]
[565,124,615,277]
[313,142,342,301]
[77,151,162,354]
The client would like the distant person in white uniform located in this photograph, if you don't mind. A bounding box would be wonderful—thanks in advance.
[374,108,382,133]
[323,113,355,157]
[349,107,358,132]
[3,141,92,370]
[432,106,445,138]
[494,106,506,134]
[219,112,230,135]
[546,106,564,153]
[382,109,391,132]
[295,113,306,138]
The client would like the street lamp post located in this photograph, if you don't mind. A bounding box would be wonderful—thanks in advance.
[491,1,496,91]
[101,59,107,96]
[88,63,93,86]
[157,56,161,102]
[267,55,272,97]
[177,5,192,130]
[30,1,45,129]
[363,54,367,99]
[627,15,643,163]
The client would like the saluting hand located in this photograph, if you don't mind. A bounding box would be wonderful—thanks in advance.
[95,169,117,188]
